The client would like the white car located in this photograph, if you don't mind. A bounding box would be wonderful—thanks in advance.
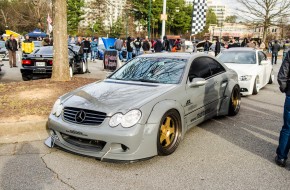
[217,47,273,96]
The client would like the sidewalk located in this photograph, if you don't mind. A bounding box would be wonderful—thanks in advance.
[0,59,109,144]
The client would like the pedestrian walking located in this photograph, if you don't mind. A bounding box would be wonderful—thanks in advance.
[126,36,133,61]
[6,35,18,68]
[83,37,91,73]
[272,40,281,65]
[114,37,124,61]
[203,39,210,54]
[215,38,221,56]
[133,37,142,56]
[283,40,290,61]
[22,35,34,54]
[276,49,290,167]
[91,38,98,61]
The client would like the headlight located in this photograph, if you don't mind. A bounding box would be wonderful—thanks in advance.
[109,110,142,128]
[109,113,123,127]
[239,75,252,81]
[51,99,63,117]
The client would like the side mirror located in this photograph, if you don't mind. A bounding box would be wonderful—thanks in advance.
[260,60,268,65]
[189,78,207,88]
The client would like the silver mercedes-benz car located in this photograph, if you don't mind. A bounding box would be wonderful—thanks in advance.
[45,53,241,162]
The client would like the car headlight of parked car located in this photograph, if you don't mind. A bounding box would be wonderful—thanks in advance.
[239,75,252,81]
[51,99,63,117]
[109,109,142,128]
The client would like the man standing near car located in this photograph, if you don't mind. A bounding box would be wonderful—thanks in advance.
[272,40,280,65]
[276,49,290,167]
[6,35,18,68]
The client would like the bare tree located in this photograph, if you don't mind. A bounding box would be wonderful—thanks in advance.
[51,0,69,81]
[236,0,290,42]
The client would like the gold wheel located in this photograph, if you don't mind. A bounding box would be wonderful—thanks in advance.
[160,116,176,148]
[157,110,181,156]
[229,85,241,116]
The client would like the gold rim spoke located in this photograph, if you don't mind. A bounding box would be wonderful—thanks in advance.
[160,116,177,148]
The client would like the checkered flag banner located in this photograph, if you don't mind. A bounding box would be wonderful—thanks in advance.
[191,0,207,35]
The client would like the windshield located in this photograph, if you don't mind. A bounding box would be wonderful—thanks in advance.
[33,41,42,47]
[109,57,187,84]
[218,51,256,64]
[33,46,53,55]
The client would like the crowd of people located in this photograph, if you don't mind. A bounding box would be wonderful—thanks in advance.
[206,37,290,64]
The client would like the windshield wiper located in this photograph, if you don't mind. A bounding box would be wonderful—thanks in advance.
[129,78,160,83]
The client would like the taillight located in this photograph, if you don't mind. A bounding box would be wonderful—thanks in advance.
[48,60,53,65]
[22,60,32,65]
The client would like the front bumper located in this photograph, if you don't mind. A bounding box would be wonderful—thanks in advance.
[46,114,159,161]
[238,79,255,96]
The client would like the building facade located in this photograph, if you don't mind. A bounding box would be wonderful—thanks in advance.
[80,0,127,29]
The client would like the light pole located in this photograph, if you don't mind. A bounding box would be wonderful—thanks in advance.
[161,0,167,41]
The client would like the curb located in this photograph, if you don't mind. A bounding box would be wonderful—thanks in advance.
[0,120,49,144]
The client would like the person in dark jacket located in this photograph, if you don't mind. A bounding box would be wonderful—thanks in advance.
[142,37,151,53]
[203,40,210,53]
[272,40,281,65]
[6,35,18,68]
[82,37,91,73]
[241,38,249,47]
[276,50,290,167]
[154,39,163,53]
[126,37,133,61]
[215,38,221,56]
[162,36,170,51]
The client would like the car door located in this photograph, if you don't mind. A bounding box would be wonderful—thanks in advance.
[258,51,270,87]
[184,57,217,128]
[207,57,227,112]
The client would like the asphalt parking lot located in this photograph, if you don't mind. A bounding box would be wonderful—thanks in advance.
[0,57,289,190]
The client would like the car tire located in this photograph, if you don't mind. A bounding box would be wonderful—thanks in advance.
[157,109,182,156]
[268,70,274,84]
[228,85,241,116]
[22,74,32,81]
[79,61,86,74]
[252,77,258,95]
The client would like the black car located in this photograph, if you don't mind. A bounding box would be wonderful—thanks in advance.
[21,45,86,81]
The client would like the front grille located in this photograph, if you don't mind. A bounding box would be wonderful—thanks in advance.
[61,133,106,151]
[63,107,107,125]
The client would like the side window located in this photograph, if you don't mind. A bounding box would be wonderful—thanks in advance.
[207,57,226,76]
[258,51,266,64]
[188,57,211,82]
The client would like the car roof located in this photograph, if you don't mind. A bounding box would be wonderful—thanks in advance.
[223,47,257,52]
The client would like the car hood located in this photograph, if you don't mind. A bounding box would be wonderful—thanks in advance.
[224,63,257,75]
[62,79,177,116]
